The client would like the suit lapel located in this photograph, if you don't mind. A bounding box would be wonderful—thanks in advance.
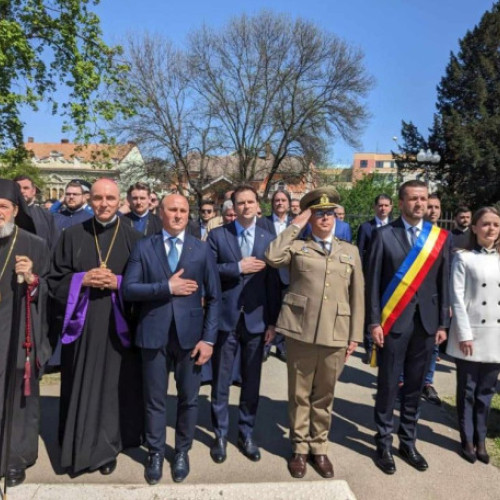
[391,217,411,253]
[177,234,194,271]
[253,225,268,256]
[225,222,242,260]
[152,233,172,278]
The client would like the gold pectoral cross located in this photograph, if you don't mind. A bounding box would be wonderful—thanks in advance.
[100,262,107,269]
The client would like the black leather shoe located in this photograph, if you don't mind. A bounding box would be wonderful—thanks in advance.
[99,458,117,475]
[144,452,163,485]
[461,442,477,464]
[5,468,26,487]
[262,350,270,362]
[238,436,261,461]
[375,449,396,475]
[476,442,490,464]
[172,451,190,482]
[422,384,441,405]
[276,350,287,362]
[210,437,227,464]
[399,443,428,471]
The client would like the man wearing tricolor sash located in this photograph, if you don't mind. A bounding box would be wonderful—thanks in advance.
[367,180,450,475]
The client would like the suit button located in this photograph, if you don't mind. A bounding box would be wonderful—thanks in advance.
[328,258,332,262]
[324,296,327,300]
[325,283,330,287]
[483,301,487,305]
[481,320,486,324]
[326,271,331,274]
[482,283,487,287]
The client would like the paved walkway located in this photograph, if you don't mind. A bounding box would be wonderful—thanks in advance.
[7,351,500,499]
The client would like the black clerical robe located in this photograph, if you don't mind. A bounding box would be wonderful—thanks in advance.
[122,211,163,237]
[0,228,50,474]
[27,204,60,251]
[48,218,143,474]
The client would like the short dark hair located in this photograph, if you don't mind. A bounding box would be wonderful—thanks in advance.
[428,193,441,201]
[199,199,215,209]
[454,205,471,217]
[271,189,291,205]
[231,184,259,205]
[374,193,392,205]
[127,182,151,197]
[398,180,427,200]
[65,181,84,194]
[13,174,35,186]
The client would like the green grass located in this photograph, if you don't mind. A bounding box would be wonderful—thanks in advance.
[443,394,500,467]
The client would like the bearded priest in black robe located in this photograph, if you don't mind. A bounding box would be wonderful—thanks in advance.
[48,178,143,476]
[0,179,51,488]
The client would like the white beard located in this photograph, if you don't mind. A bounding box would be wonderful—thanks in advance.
[0,222,15,239]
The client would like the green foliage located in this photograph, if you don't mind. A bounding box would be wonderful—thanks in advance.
[0,0,132,158]
[429,3,500,209]
[0,150,45,188]
[337,174,397,239]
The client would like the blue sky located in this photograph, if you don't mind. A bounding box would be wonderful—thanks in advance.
[21,0,496,166]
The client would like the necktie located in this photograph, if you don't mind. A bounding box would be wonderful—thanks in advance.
[320,240,330,255]
[240,230,252,258]
[168,237,179,271]
[409,227,418,247]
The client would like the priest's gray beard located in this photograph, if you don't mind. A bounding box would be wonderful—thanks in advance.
[0,221,15,238]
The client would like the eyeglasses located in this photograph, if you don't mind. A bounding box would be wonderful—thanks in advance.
[200,209,213,214]
[313,209,335,218]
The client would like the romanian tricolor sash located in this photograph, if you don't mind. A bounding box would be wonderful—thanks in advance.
[380,221,447,335]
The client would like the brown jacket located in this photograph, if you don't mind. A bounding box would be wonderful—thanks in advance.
[265,224,364,347]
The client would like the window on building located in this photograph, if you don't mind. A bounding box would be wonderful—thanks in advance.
[376,161,384,169]
[390,161,395,168]
[360,160,368,168]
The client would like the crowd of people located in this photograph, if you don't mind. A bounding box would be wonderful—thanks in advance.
[0,175,498,488]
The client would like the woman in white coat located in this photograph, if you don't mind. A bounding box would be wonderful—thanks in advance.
[447,206,500,464]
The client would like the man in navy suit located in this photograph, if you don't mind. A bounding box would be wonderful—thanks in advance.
[367,180,450,475]
[122,194,221,485]
[357,194,393,362]
[207,184,280,464]
[263,188,294,362]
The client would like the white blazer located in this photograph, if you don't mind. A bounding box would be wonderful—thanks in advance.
[447,249,500,363]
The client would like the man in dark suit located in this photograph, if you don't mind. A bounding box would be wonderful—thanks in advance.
[263,188,294,362]
[122,182,163,236]
[367,180,450,474]
[122,194,221,485]
[357,194,393,362]
[207,184,280,464]
[14,175,60,250]
[450,205,472,250]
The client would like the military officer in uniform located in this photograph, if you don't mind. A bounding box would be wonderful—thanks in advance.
[265,187,364,479]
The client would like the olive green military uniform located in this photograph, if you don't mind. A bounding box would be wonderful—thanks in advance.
[265,223,364,454]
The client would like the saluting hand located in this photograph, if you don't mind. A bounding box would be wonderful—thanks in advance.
[240,257,266,274]
[191,341,213,366]
[169,268,198,296]
[291,208,312,229]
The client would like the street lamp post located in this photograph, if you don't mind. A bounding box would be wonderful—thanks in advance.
[416,148,440,185]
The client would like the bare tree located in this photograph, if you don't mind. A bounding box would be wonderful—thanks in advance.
[115,12,373,200]
[114,34,220,202]
[188,12,373,196]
